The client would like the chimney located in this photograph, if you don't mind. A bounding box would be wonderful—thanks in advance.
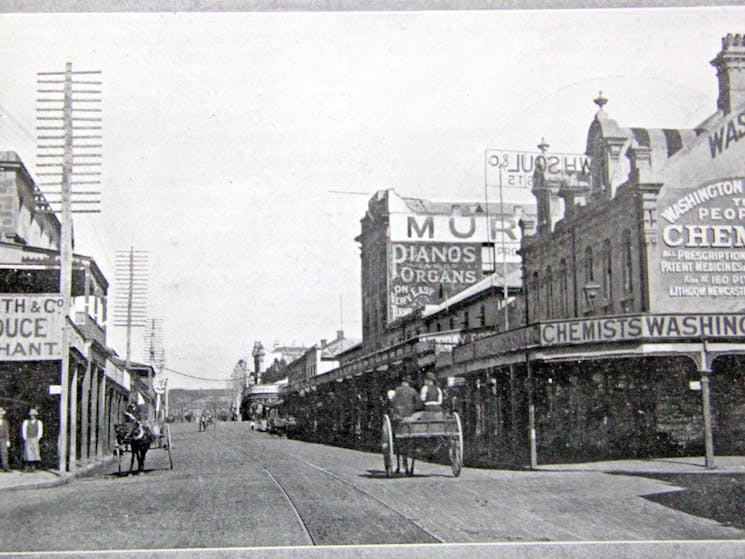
[320,339,327,348]
[711,33,745,114]
[336,330,344,340]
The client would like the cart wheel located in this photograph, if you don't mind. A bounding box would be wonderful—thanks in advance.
[449,412,464,477]
[165,424,174,470]
[382,414,395,478]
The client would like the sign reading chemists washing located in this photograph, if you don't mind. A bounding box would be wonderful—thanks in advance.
[657,177,745,308]
[0,295,64,360]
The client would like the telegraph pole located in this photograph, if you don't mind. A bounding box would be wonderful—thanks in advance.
[113,248,149,369]
[36,63,101,473]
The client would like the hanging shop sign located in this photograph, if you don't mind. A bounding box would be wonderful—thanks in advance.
[656,177,745,311]
[0,294,64,360]
[485,149,590,188]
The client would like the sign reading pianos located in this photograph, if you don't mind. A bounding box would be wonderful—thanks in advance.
[0,294,64,360]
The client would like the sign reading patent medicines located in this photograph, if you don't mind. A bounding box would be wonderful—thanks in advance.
[0,295,64,360]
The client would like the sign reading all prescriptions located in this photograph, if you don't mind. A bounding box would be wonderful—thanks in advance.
[485,149,591,188]
[540,314,745,346]
[0,295,64,360]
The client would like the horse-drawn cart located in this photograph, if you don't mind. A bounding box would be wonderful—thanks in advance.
[381,409,463,477]
[113,418,173,475]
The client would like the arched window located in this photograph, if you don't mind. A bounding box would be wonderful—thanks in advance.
[584,246,594,283]
[559,258,569,316]
[545,266,553,319]
[531,271,541,321]
[622,230,633,294]
[602,239,612,302]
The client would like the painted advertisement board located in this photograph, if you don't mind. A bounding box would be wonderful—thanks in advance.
[389,242,482,322]
[389,213,522,263]
[485,149,591,188]
[0,294,64,360]
[656,177,745,310]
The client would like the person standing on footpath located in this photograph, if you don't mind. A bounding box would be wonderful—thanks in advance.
[21,408,43,472]
[0,407,10,472]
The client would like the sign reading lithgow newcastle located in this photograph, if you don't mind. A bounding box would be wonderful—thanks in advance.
[541,313,745,346]
[485,149,591,188]
[0,295,64,360]
[657,177,745,311]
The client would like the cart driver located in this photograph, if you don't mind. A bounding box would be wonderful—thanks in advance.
[420,372,443,411]
[390,376,419,421]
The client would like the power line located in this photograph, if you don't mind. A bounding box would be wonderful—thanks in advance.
[162,366,236,383]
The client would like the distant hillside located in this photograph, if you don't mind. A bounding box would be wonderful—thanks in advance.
[168,388,232,420]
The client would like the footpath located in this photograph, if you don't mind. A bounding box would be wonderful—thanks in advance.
[0,456,114,492]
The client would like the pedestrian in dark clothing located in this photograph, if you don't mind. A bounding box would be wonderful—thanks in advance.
[390,377,420,420]
[0,407,10,471]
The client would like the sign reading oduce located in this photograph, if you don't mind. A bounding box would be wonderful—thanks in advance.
[0,294,64,360]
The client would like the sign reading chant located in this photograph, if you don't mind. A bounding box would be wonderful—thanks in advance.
[0,295,64,360]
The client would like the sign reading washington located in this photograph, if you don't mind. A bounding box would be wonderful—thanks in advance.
[0,295,64,360]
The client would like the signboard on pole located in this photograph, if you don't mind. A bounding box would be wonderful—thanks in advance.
[0,294,64,360]
[486,149,591,188]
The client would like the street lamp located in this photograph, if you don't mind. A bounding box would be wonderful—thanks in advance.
[583,282,601,312]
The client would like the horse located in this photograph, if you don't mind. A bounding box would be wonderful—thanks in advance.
[114,419,155,475]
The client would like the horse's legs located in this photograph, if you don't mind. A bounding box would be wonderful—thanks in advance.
[129,450,136,474]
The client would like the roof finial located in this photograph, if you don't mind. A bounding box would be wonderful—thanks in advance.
[594,91,608,110]
[537,137,550,153]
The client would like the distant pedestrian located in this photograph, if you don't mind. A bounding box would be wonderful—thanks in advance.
[0,407,10,472]
[21,408,43,472]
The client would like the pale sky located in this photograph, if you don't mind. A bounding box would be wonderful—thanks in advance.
[0,6,741,388]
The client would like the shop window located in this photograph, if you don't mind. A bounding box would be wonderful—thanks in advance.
[479,305,486,327]
[463,310,470,329]
[449,317,455,330]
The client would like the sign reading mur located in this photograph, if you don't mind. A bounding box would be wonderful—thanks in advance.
[0,295,64,360]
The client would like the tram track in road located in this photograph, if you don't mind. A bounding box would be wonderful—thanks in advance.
[225,428,444,545]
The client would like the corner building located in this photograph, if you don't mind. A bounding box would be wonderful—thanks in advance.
[454,33,745,466]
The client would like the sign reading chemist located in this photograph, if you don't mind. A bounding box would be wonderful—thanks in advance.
[0,295,64,360]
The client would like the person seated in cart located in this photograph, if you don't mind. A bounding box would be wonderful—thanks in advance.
[389,376,420,424]
[419,372,443,416]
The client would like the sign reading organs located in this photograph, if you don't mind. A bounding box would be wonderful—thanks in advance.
[389,242,481,321]
[656,177,745,311]
[0,295,64,360]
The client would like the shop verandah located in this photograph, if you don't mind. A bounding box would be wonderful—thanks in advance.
[446,313,745,468]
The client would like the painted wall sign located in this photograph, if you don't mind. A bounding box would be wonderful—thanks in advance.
[708,109,745,159]
[657,177,745,307]
[540,313,745,346]
[389,242,482,322]
[389,213,521,262]
[0,294,64,360]
[485,149,590,188]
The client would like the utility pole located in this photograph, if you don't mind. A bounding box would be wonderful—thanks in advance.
[36,63,101,473]
[113,248,149,369]
[144,318,165,420]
